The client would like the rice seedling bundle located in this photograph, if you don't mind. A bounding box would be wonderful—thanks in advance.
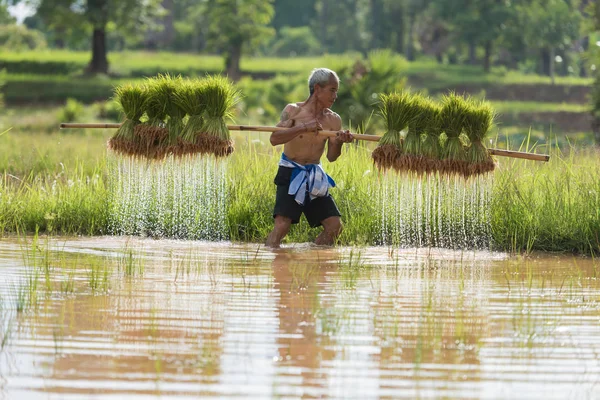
[108,84,147,157]
[149,73,186,158]
[464,99,496,176]
[372,91,417,171]
[173,78,206,155]
[198,75,241,157]
[420,101,443,174]
[439,92,470,176]
[135,77,169,158]
[401,95,433,174]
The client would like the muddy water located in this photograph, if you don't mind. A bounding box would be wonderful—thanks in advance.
[0,237,598,399]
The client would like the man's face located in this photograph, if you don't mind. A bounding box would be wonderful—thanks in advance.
[315,76,339,108]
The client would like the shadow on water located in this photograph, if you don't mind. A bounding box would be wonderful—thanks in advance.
[0,237,598,399]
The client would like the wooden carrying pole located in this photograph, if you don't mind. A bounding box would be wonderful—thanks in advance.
[59,123,550,162]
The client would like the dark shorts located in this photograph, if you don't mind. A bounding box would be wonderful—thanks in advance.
[273,166,341,228]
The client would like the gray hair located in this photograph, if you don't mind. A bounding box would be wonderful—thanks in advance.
[308,68,339,96]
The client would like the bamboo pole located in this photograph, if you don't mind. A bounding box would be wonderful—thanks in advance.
[59,123,550,162]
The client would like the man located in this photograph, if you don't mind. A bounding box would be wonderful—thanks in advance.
[265,68,354,248]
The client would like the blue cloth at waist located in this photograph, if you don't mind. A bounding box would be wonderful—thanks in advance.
[278,153,335,205]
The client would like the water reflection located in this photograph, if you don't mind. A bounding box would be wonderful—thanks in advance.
[0,239,598,399]
[272,250,337,396]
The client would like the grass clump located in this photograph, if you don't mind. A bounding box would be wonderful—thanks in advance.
[58,98,84,123]
[372,91,416,171]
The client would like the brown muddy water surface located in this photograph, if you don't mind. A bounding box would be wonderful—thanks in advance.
[0,237,599,399]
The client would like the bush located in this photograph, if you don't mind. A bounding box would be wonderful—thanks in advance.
[0,59,83,75]
[95,100,122,121]
[329,49,408,132]
[0,24,47,51]
[4,74,117,104]
[593,74,600,145]
[269,26,321,57]
[58,98,85,123]
[0,68,4,108]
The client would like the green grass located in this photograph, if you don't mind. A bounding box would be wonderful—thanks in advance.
[1,51,594,105]
[491,101,590,114]
[1,130,598,254]
[0,50,324,77]
[404,60,593,88]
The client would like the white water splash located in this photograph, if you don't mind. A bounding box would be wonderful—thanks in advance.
[378,173,493,249]
[108,155,228,240]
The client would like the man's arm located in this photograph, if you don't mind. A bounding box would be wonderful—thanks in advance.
[326,113,353,162]
[270,105,309,146]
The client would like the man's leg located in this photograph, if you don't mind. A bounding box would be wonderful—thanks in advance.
[266,215,293,248]
[314,216,342,246]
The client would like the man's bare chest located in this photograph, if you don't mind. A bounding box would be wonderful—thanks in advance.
[292,110,336,130]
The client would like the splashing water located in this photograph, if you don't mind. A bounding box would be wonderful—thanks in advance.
[108,155,228,240]
[378,173,492,249]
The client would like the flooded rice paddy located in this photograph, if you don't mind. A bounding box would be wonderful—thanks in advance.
[0,237,599,399]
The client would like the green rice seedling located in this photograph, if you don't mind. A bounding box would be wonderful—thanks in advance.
[440,92,470,176]
[135,77,169,158]
[109,83,147,157]
[464,99,496,176]
[421,102,443,174]
[173,78,206,155]
[372,91,417,171]
[198,75,241,157]
[144,73,186,158]
[402,95,432,174]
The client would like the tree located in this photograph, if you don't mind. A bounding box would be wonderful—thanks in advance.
[519,0,582,82]
[204,0,275,81]
[433,0,514,71]
[314,0,365,54]
[0,2,16,24]
[587,0,600,144]
[11,0,163,74]
[272,0,316,30]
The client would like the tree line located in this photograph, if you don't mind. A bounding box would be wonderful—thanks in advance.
[0,0,598,81]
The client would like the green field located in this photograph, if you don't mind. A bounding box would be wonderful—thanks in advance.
[1,51,598,254]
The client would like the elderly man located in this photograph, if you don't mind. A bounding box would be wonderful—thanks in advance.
[266,68,354,248]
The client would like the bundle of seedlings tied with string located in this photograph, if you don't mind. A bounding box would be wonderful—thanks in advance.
[152,73,186,158]
[372,91,416,171]
[420,100,443,175]
[439,92,470,176]
[401,94,432,174]
[463,98,496,176]
[108,83,147,157]
[198,75,241,157]
[135,76,169,159]
[173,77,206,155]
